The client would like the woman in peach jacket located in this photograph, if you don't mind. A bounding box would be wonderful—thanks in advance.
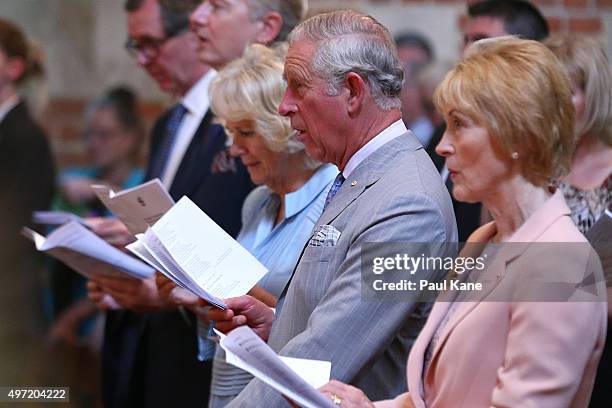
[317,37,607,408]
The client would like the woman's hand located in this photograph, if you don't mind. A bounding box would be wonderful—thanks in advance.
[319,380,375,408]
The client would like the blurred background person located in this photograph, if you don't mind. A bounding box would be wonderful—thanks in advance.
[416,60,455,169]
[436,0,551,242]
[464,0,549,47]
[395,31,435,148]
[416,59,482,243]
[157,43,337,408]
[0,17,55,385]
[47,86,145,348]
[317,37,606,408]
[545,34,612,408]
[545,35,611,233]
[189,0,307,71]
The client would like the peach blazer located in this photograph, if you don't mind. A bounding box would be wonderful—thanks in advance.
[376,191,607,408]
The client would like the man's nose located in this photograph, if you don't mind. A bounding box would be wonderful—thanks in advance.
[190,2,211,29]
[278,91,297,117]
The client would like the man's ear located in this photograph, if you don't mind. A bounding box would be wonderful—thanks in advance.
[7,57,26,83]
[255,11,283,45]
[345,72,367,116]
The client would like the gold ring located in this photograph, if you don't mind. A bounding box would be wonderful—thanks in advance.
[330,393,342,406]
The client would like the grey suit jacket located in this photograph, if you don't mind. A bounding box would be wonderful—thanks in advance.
[229,132,458,406]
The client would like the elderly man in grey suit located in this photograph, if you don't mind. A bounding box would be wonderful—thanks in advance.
[209,10,457,406]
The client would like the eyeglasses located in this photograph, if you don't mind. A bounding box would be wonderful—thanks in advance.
[124,29,187,60]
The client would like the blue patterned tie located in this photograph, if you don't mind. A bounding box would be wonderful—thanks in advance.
[324,173,345,209]
[149,103,188,179]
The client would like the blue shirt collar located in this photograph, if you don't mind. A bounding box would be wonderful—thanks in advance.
[285,164,338,219]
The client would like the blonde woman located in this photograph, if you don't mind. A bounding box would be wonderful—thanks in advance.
[545,34,612,408]
[545,34,612,233]
[157,44,337,407]
[316,37,606,408]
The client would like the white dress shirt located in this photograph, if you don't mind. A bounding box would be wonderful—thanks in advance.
[160,70,217,189]
[0,94,19,124]
[342,118,408,178]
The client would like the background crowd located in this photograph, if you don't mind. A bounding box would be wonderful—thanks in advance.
[0,0,610,407]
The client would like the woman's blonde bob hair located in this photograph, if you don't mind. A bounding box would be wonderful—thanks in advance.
[434,36,575,186]
[545,34,612,147]
[210,43,305,155]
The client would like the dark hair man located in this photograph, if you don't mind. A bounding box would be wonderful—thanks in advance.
[88,1,253,407]
[465,0,549,46]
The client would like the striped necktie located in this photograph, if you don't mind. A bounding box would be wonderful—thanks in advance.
[324,173,345,209]
[148,103,187,180]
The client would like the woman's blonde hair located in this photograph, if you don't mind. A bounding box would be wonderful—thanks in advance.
[434,36,575,186]
[210,43,306,155]
[545,34,612,147]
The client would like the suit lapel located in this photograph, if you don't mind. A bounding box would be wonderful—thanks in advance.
[407,297,454,407]
[425,191,572,377]
[317,132,420,226]
[278,132,420,299]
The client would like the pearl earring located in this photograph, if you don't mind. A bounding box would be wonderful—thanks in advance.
[511,152,519,160]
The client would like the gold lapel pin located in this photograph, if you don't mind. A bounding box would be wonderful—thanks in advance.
[350,180,358,187]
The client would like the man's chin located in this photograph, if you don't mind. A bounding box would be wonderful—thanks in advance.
[304,146,325,163]
[156,81,177,94]
[197,50,224,70]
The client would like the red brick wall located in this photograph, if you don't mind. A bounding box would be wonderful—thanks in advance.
[396,0,609,34]
[41,99,166,170]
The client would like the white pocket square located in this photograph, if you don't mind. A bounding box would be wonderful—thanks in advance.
[308,224,341,247]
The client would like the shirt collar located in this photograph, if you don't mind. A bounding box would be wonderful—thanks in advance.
[285,164,338,218]
[343,119,407,178]
[0,95,20,123]
[181,69,216,117]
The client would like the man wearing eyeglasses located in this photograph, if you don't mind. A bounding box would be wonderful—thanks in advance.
[88,0,254,407]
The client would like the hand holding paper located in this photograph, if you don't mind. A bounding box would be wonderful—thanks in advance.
[216,326,335,408]
[93,274,174,312]
[205,295,275,341]
[318,381,377,408]
[156,272,199,309]
[87,217,134,248]
[87,281,121,311]
[22,221,154,280]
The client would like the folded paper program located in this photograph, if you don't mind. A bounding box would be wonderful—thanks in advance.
[91,178,174,235]
[216,326,335,408]
[126,196,268,309]
[22,221,155,279]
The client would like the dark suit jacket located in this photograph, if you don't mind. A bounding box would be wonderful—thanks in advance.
[0,101,55,381]
[102,108,254,408]
[425,124,482,242]
[0,101,55,247]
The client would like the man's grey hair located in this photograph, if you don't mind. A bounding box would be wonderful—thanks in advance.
[125,0,200,36]
[289,10,404,110]
[248,0,308,42]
